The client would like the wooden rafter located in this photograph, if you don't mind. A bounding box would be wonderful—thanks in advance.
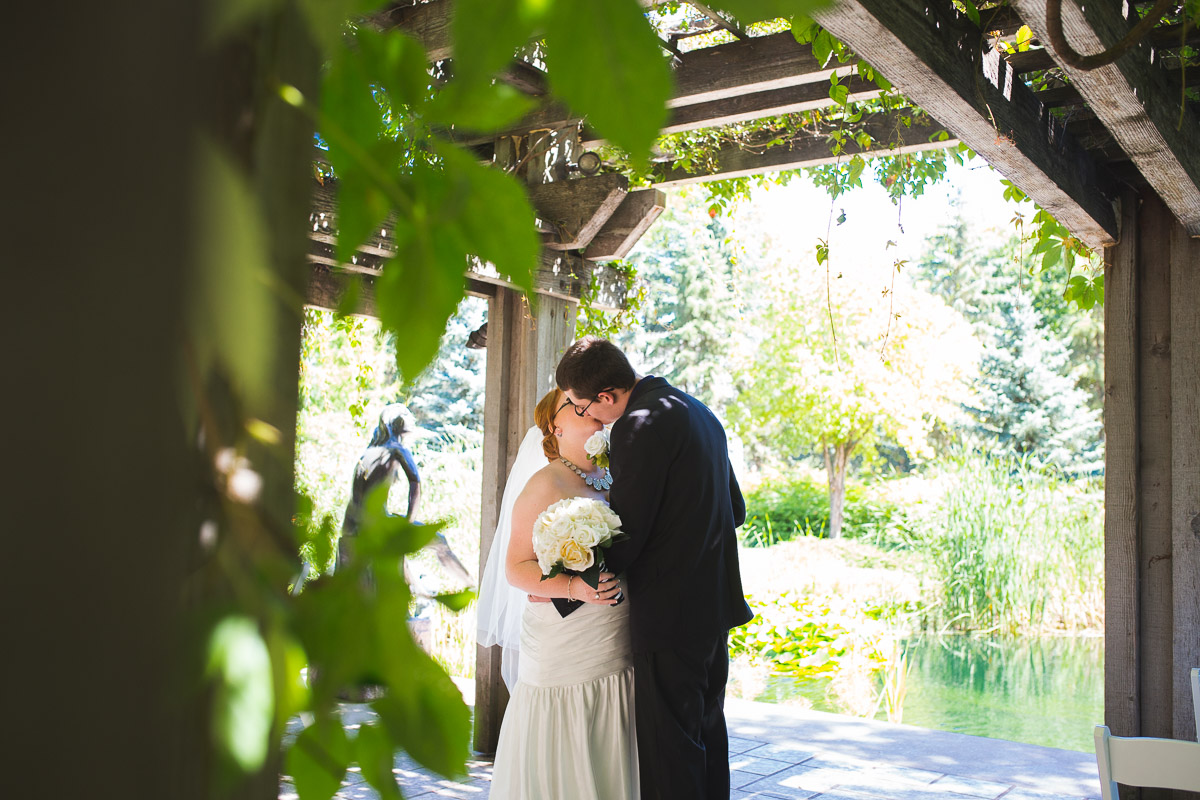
[1010,0,1200,236]
[527,173,629,251]
[651,112,956,186]
[584,189,667,262]
[811,0,1118,248]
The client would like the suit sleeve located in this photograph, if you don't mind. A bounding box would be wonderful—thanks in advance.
[730,461,746,528]
[603,417,672,574]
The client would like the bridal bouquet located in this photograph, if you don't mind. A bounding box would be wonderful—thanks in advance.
[532,496,625,589]
[584,428,610,468]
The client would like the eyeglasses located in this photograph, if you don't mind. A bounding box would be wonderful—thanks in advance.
[571,388,616,417]
[553,398,574,421]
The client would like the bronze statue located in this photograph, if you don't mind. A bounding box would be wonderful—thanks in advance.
[338,404,474,593]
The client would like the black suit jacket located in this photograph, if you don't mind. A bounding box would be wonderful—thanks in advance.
[600,376,753,653]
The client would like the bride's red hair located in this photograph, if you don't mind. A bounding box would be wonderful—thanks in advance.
[533,388,565,460]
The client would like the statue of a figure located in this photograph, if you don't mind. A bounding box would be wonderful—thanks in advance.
[338,404,474,593]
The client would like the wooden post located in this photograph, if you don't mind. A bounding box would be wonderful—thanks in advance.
[1169,212,1200,745]
[1138,192,1175,745]
[1105,189,1141,741]
[474,126,581,753]
[1106,188,1200,795]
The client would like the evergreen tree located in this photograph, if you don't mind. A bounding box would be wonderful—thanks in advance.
[615,192,741,413]
[972,291,1102,470]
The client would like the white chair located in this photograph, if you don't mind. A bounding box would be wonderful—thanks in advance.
[1094,727,1200,799]
[1193,667,1199,737]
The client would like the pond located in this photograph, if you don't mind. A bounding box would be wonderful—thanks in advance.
[748,634,1104,753]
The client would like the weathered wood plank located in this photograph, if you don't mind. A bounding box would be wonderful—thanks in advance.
[662,75,883,135]
[306,263,378,316]
[652,113,955,186]
[1137,190,1174,742]
[305,262,494,318]
[1170,210,1200,744]
[1105,187,1141,740]
[811,0,1119,248]
[1011,0,1200,237]
[584,189,667,262]
[474,286,518,755]
[527,173,629,251]
[671,30,858,106]
[308,237,594,302]
[371,0,454,62]
[453,75,885,148]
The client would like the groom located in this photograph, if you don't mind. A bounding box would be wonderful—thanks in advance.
[556,337,753,800]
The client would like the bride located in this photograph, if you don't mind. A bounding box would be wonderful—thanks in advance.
[477,388,638,800]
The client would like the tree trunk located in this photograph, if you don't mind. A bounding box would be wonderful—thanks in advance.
[824,442,852,539]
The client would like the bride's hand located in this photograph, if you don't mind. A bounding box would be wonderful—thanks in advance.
[576,571,621,605]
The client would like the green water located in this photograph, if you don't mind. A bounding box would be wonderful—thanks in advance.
[752,635,1104,753]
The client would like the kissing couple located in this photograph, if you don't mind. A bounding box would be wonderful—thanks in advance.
[477,337,753,800]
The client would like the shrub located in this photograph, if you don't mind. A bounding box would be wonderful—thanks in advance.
[740,473,910,546]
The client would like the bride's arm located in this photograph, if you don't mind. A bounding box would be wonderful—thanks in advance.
[505,478,618,604]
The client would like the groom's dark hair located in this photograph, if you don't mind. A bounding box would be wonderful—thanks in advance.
[556,337,637,399]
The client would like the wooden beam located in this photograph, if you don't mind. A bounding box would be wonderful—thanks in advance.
[308,238,595,302]
[651,113,955,186]
[585,189,667,262]
[526,173,629,250]
[1010,0,1200,236]
[811,0,1118,248]
[686,2,745,39]
[662,75,883,135]
[371,0,453,61]
[306,263,378,316]
[670,30,859,106]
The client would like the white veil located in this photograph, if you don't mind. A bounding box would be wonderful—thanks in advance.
[476,426,549,689]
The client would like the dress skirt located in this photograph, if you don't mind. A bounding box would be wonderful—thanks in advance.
[488,598,639,800]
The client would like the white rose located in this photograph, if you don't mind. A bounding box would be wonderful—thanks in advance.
[584,430,608,459]
[557,537,594,571]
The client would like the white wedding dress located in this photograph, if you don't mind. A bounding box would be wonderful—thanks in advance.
[488,596,639,800]
[478,427,639,800]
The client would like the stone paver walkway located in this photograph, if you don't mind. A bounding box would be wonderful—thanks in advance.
[281,684,1101,800]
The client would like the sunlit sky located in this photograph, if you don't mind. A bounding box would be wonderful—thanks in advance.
[663,157,1030,292]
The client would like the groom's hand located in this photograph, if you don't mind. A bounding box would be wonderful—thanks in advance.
[579,572,621,605]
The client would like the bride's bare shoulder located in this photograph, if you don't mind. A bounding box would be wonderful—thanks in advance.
[515,463,567,511]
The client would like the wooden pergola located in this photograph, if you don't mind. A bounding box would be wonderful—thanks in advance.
[305,0,1200,765]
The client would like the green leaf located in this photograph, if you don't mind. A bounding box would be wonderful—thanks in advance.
[451,0,547,85]
[207,616,274,772]
[436,144,539,294]
[829,82,849,106]
[322,41,385,178]
[358,484,442,556]
[1094,274,1105,305]
[433,588,478,611]
[960,0,981,27]
[287,720,351,800]
[708,0,832,24]
[544,0,673,163]
[356,27,432,109]
[299,0,393,59]
[847,154,866,184]
[355,723,404,800]
[813,29,835,67]
[334,180,389,265]
[1015,24,1034,52]
[1041,243,1062,271]
[374,648,472,778]
[427,81,538,134]
[192,142,275,408]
